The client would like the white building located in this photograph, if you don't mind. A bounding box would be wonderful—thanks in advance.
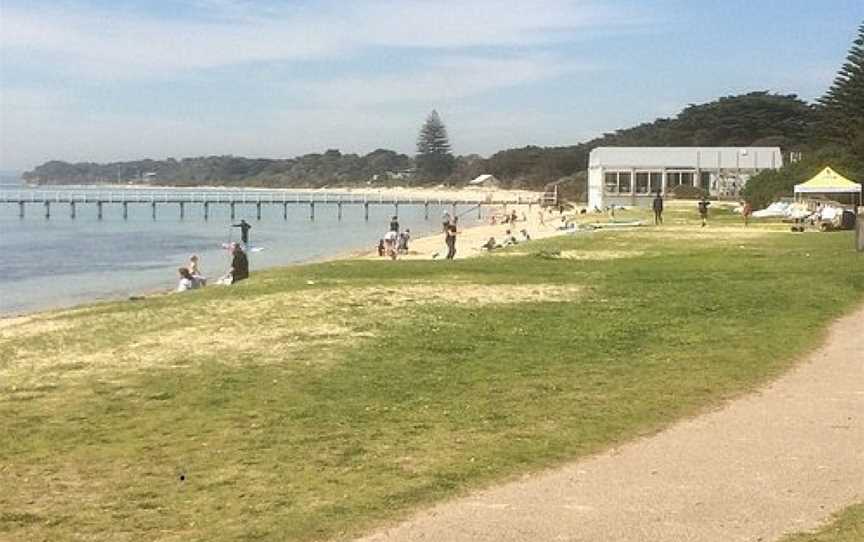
[588,147,783,210]
[468,174,500,188]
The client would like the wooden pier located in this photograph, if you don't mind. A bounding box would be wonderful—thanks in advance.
[0,190,552,221]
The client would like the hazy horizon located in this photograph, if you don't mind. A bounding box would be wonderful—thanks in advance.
[2,1,862,171]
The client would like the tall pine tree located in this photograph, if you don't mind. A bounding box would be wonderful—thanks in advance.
[416,110,455,181]
[816,22,864,150]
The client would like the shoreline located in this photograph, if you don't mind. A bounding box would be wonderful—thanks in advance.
[0,199,570,323]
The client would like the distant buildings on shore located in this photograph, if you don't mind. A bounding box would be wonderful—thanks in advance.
[588,147,783,210]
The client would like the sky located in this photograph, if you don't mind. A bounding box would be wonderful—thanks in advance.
[0,0,862,171]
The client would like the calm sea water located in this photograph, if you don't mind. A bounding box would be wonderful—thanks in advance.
[0,177,480,316]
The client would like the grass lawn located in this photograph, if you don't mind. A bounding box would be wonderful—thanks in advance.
[779,503,864,542]
[1,203,862,541]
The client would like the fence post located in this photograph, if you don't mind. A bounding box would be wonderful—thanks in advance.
[856,209,864,252]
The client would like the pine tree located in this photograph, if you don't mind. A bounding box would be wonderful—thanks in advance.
[416,110,455,181]
[816,22,864,148]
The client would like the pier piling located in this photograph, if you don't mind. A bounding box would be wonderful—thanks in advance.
[2,191,542,224]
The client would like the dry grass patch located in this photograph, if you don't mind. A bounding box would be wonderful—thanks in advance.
[1,283,583,387]
[560,249,645,260]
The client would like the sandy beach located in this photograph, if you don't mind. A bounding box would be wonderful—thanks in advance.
[360,203,575,260]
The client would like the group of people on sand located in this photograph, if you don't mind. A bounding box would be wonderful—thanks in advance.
[488,209,525,226]
[378,215,411,260]
[481,228,531,251]
[176,240,250,293]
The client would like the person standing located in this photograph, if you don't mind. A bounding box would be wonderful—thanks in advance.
[698,197,711,227]
[389,215,399,233]
[742,200,753,227]
[232,219,252,249]
[441,211,451,234]
[445,218,458,259]
[229,243,249,283]
[652,192,664,225]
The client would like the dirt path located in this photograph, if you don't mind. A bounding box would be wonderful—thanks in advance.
[356,306,864,542]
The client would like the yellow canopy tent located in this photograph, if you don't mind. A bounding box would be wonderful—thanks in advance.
[794,167,861,206]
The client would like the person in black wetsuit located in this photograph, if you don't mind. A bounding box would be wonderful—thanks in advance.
[389,216,399,233]
[229,243,249,283]
[698,197,711,227]
[652,192,664,225]
[445,219,458,259]
[232,219,252,248]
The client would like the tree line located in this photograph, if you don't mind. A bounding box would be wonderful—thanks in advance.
[23,22,863,204]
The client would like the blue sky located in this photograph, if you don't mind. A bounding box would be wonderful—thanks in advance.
[1,0,861,171]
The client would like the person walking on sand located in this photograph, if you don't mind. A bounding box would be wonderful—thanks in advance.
[698,197,711,227]
[742,200,753,227]
[445,218,458,259]
[652,192,664,225]
[232,219,252,249]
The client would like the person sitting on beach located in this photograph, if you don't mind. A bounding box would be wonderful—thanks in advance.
[398,229,411,254]
[383,230,398,260]
[520,229,531,241]
[188,254,207,286]
[481,237,499,251]
[176,267,198,292]
[502,229,518,246]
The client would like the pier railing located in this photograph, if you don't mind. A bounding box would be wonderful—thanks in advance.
[0,190,555,220]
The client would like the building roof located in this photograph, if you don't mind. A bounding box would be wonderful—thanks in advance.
[589,147,783,170]
[794,167,861,193]
[468,174,499,185]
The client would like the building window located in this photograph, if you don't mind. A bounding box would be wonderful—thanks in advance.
[681,172,694,186]
[667,172,681,189]
[635,172,650,193]
[605,172,618,193]
[700,171,711,191]
[650,172,663,193]
[618,172,632,193]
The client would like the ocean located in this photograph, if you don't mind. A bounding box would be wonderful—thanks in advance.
[0,177,479,316]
